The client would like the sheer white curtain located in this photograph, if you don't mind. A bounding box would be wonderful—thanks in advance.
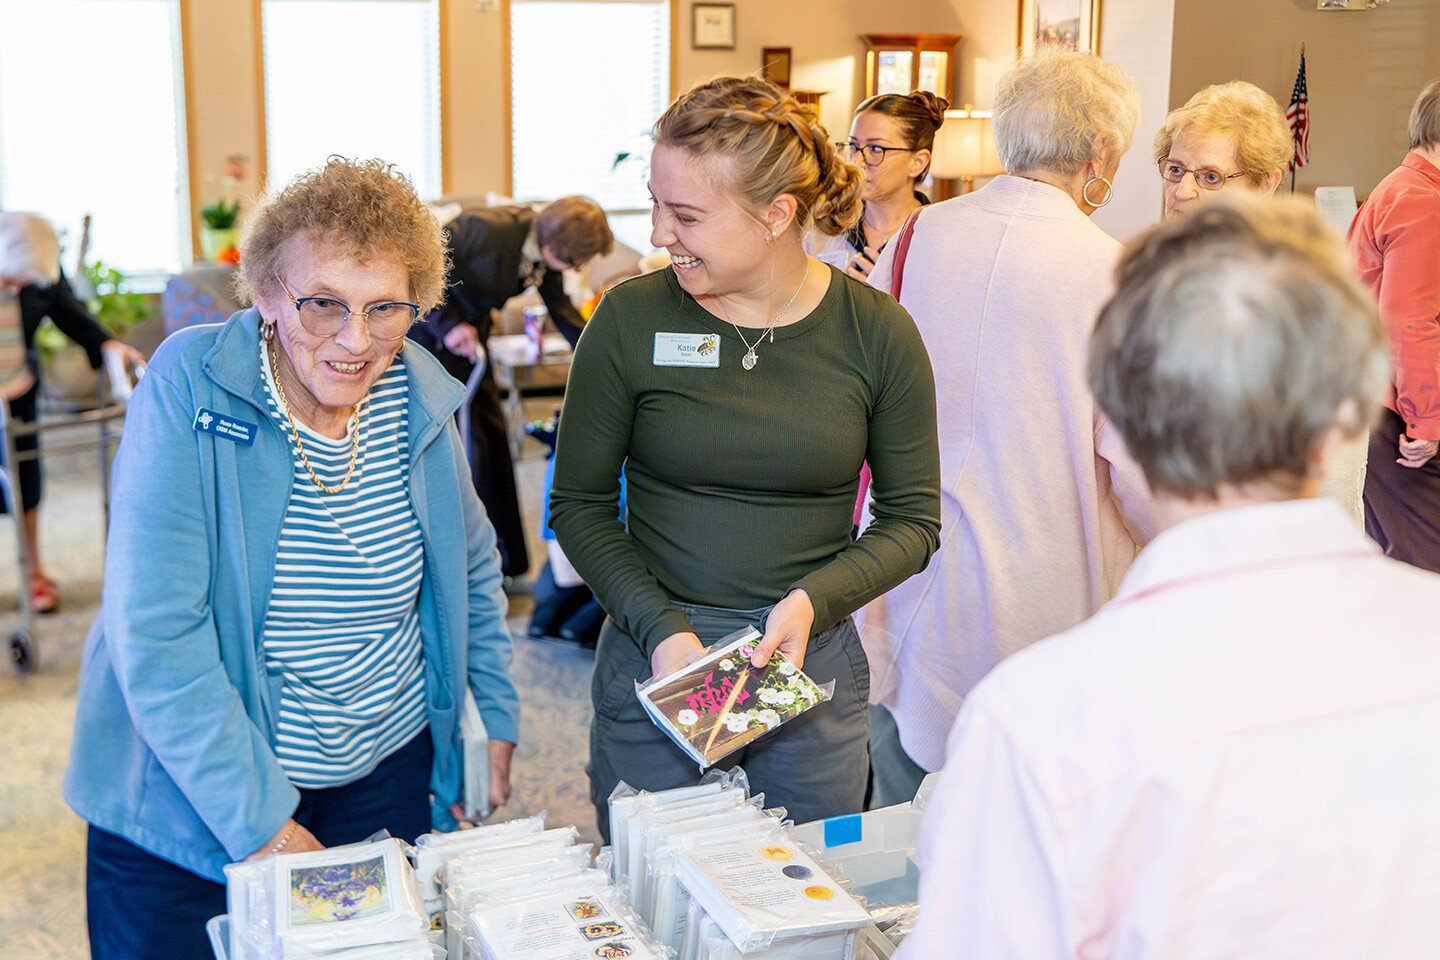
[0,0,188,274]
[262,0,441,198]
[510,0,670,252]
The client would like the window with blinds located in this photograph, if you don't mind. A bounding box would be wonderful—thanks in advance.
[510,0,670,253]
[0,0,188,275]
[262,0,441,199]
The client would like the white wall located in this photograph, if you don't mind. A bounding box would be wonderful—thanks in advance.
[1090,0,1175,243]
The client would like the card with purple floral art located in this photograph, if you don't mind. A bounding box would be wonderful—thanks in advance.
[636,627,834,770]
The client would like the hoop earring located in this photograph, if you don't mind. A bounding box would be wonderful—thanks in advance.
[261,318,276,342]
[1082,175,1114,209]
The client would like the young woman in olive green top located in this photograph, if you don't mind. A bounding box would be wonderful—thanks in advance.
[550,76,941,837]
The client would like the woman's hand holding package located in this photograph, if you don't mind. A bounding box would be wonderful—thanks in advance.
[752,589,814,671]
[650,631,706,680]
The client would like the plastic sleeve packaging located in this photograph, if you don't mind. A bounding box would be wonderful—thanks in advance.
[447,844,594,891]
[635,629,836,771]
[673,837,871,953]
[608,768,749,886]
[648,820,786,951]
[412,811,547,915]
[622,788,750,894]
[701,930,858,960]
[636,798,772,923]
[461,686,493,823]
[445,871,607,960]
[463,882,676,960]
[225,836,431,959]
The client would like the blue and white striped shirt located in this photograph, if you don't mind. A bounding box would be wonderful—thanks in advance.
[259,343,427,789]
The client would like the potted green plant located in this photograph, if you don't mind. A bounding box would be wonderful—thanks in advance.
[198,154,249,261]
[199,196,241,260]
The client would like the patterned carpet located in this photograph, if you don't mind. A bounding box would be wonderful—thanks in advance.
[0,410,596,959]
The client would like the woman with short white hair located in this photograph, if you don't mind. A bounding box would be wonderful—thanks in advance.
[859,48,1153,804]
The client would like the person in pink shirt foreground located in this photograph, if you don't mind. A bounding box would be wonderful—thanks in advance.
[901,195,1440,959]
[1350,78,1440,571]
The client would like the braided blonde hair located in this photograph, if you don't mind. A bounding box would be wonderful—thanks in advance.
[653,76,864,237]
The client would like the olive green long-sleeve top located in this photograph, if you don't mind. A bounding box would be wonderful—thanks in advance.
[549,266,940,657]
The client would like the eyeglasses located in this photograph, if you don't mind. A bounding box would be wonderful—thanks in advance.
[1157,158,1246,191]
[274,275,419,341]
[836,141,915,167]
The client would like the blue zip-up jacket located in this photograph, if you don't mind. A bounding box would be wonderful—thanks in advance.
[63,309,521,882]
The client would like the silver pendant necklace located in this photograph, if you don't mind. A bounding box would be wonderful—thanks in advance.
[713,259,810,371]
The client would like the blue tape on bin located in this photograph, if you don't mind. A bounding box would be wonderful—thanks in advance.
[823,813,864,848]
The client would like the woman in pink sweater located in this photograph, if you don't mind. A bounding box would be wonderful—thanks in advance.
[858,48,1155,803]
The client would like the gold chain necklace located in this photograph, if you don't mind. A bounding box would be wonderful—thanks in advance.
[268,344,361,494]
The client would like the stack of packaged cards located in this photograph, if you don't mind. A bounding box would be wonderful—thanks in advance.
[675,839,871,956]
[608,771,748,891]
[225,837,434,959]
[412,812,548,922]
[635,628,833,770]
[438,824,588,958]
[463,883,673,960]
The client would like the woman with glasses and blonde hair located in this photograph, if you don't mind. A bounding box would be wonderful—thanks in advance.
[65,157,520,959]
[1155,81,1291,220]
[551,76,941,838]
[856,48,1153,805]
[806,90,947,281]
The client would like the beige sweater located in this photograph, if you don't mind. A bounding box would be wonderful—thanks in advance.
[860,175,1155,771]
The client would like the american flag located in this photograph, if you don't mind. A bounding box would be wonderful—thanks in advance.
[1287,51,1309,171]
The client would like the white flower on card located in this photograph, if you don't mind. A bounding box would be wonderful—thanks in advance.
[722,714,751,733]
[777,661,797,676]
[757,709,781,729]
[677,709,699,727]
[719,658,735,672]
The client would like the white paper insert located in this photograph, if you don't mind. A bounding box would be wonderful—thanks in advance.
[468,887,663,960]
[676,841,870,951]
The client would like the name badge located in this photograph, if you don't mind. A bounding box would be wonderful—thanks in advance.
[194,408,258,446]
[654,332,720,368]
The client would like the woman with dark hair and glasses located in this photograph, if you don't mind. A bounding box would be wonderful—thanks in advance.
[1154,81,1290,220]
[65,157,520,959]
[806,90,946,281]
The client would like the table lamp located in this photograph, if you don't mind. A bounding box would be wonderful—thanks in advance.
[929,107,1004,196]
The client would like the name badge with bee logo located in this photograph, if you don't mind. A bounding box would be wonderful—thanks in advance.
[653,332,721,368]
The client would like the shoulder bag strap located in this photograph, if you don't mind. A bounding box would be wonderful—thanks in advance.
[888,206,925,301]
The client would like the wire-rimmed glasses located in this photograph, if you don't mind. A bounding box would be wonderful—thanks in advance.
[1157,158,1247,191]
[274,274,419,341]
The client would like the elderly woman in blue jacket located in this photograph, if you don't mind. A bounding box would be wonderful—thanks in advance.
[64,157,521,960]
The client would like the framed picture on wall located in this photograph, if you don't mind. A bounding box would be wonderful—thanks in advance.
[762,47,792,88]
[1019,0,1101,56]
[692,3,736,50]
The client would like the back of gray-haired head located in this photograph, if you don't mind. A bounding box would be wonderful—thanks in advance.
[992,47,1140,176]
[1409,78,1440,150]
[1088,194,1388,499]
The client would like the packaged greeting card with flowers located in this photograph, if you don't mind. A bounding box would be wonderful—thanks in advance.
[636,627,833,770]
